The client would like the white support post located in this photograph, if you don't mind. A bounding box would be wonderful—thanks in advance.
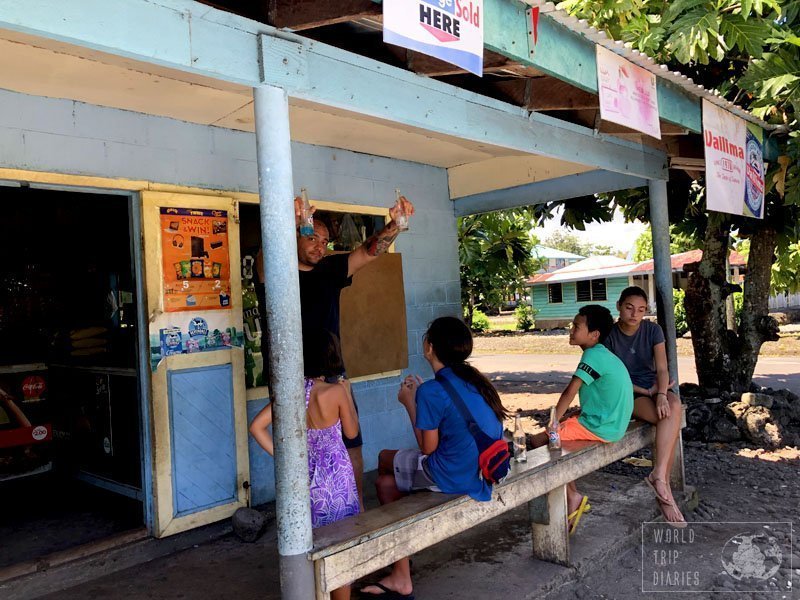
[648,179,685,492]
[253,83,316,600]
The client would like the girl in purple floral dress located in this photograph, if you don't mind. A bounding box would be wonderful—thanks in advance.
[249,330,359,599]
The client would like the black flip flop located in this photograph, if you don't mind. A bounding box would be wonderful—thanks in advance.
[360,582,415,600]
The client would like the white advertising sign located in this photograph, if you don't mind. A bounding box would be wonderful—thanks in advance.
[383,0,484,77]
[703,99,765,219]
[596,46,661,139]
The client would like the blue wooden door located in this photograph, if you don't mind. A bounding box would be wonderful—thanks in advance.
[142,192,248,538]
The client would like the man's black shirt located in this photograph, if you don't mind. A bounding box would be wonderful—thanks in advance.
[298,253,352,340]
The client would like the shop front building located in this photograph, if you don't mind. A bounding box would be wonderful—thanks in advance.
[0,0,771,589]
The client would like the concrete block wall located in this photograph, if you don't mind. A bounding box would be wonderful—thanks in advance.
[0,89,462,505]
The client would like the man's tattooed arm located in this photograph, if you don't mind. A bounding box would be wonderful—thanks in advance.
[364,221,400,257]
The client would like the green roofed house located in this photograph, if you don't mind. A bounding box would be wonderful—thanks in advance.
[527,250,747,329]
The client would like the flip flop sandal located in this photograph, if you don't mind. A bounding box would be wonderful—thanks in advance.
[567,495,590,535]
[656,497,688,529]
[360,582,415,600]
[644,475,672,504]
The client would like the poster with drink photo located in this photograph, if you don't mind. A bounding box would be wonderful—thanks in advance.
[160,207,232,312]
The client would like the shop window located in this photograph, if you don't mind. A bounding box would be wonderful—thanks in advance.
[238,203,408,387]
[548,283,563,304]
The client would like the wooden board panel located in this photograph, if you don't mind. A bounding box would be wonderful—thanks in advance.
[339,254,408,379]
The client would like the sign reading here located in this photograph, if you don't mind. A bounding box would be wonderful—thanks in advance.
[383,0,484,77]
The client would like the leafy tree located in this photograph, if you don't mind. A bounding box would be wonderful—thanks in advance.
[631,228,698,261]
[542,231,617,257]
[552,0,800,392]
[543,231,587,256]
[459,209,540,326]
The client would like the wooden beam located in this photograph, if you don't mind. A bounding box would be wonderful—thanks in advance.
[268,0,380,30]
[408,49,510,77]
[453,169,648,216]
[494,78,599,111]
[260,34,668,180]
[598,120,688,136]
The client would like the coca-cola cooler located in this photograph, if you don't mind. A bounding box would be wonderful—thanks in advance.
[0,364,52,482]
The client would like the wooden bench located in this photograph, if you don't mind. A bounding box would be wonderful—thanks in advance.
[309,421,659,599]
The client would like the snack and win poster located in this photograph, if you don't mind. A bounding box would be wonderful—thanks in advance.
[596,46,661,139]
[160,207,232,312]
[703,99,765,219]
[383,0,484,76]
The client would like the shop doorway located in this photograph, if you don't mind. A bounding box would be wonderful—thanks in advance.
[0,186,146,569]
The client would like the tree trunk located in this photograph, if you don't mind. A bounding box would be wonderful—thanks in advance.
[686,215,780,393]
[685,213,733,391]
[732,225,780,391]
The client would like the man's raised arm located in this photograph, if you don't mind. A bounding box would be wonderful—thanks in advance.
[347,196,414,277]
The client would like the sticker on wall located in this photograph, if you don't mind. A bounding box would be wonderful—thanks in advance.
[160,207,232,312]
[149,315,243,371]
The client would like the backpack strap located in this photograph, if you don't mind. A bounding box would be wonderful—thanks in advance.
[434,372,485,443]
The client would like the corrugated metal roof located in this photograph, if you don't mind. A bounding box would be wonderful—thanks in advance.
[523,1,776,131]
[528,248,747,284]
[533,245,586,259]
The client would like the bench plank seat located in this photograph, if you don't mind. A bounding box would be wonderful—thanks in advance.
[310,421,655,595]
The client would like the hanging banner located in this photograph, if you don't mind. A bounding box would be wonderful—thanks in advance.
[703,99,765,219]
[596,46,661,139]
[383,0,484,77]
[160,207,232,311]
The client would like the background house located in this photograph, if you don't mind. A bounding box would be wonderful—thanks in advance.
[533,245,585,273]
[527,250,747,329]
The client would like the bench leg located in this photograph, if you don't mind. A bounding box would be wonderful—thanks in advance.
[529,485,569,566]
[669,429,686,493]
[314,560,331,600]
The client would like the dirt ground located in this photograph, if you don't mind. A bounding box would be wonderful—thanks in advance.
[552,441,800,600]
[475,320,800,357]
[491,374,800,599]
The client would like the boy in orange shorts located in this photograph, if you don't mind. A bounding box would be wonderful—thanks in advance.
[533,305,633,533]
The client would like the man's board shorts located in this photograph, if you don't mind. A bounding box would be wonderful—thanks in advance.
[326,373,362,449]
[558,416,608,442]
[393,449,441,493]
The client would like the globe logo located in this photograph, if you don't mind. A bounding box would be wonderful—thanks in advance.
[721,533,782,581]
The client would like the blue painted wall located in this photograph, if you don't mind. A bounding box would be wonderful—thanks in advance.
[0,89,460,506]
[531,276,630,323]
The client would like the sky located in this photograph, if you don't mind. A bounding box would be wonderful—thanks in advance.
[534,205,648,257]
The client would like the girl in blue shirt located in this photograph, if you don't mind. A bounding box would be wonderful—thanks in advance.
[362,316,508,599]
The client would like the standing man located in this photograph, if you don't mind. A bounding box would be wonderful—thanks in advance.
[258,195,415,508]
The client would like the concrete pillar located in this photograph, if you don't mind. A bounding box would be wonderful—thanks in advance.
[253,84,316,599]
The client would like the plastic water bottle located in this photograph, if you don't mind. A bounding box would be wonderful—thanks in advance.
[394,189,409,231]
[513,409,527,463]
[548,406,562,451]
[299,188,314,237]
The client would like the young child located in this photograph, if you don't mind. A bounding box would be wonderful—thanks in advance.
[361,316,508,600]
[604,286,685,525]
[533,304,633,534]
[249,329,359,600]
